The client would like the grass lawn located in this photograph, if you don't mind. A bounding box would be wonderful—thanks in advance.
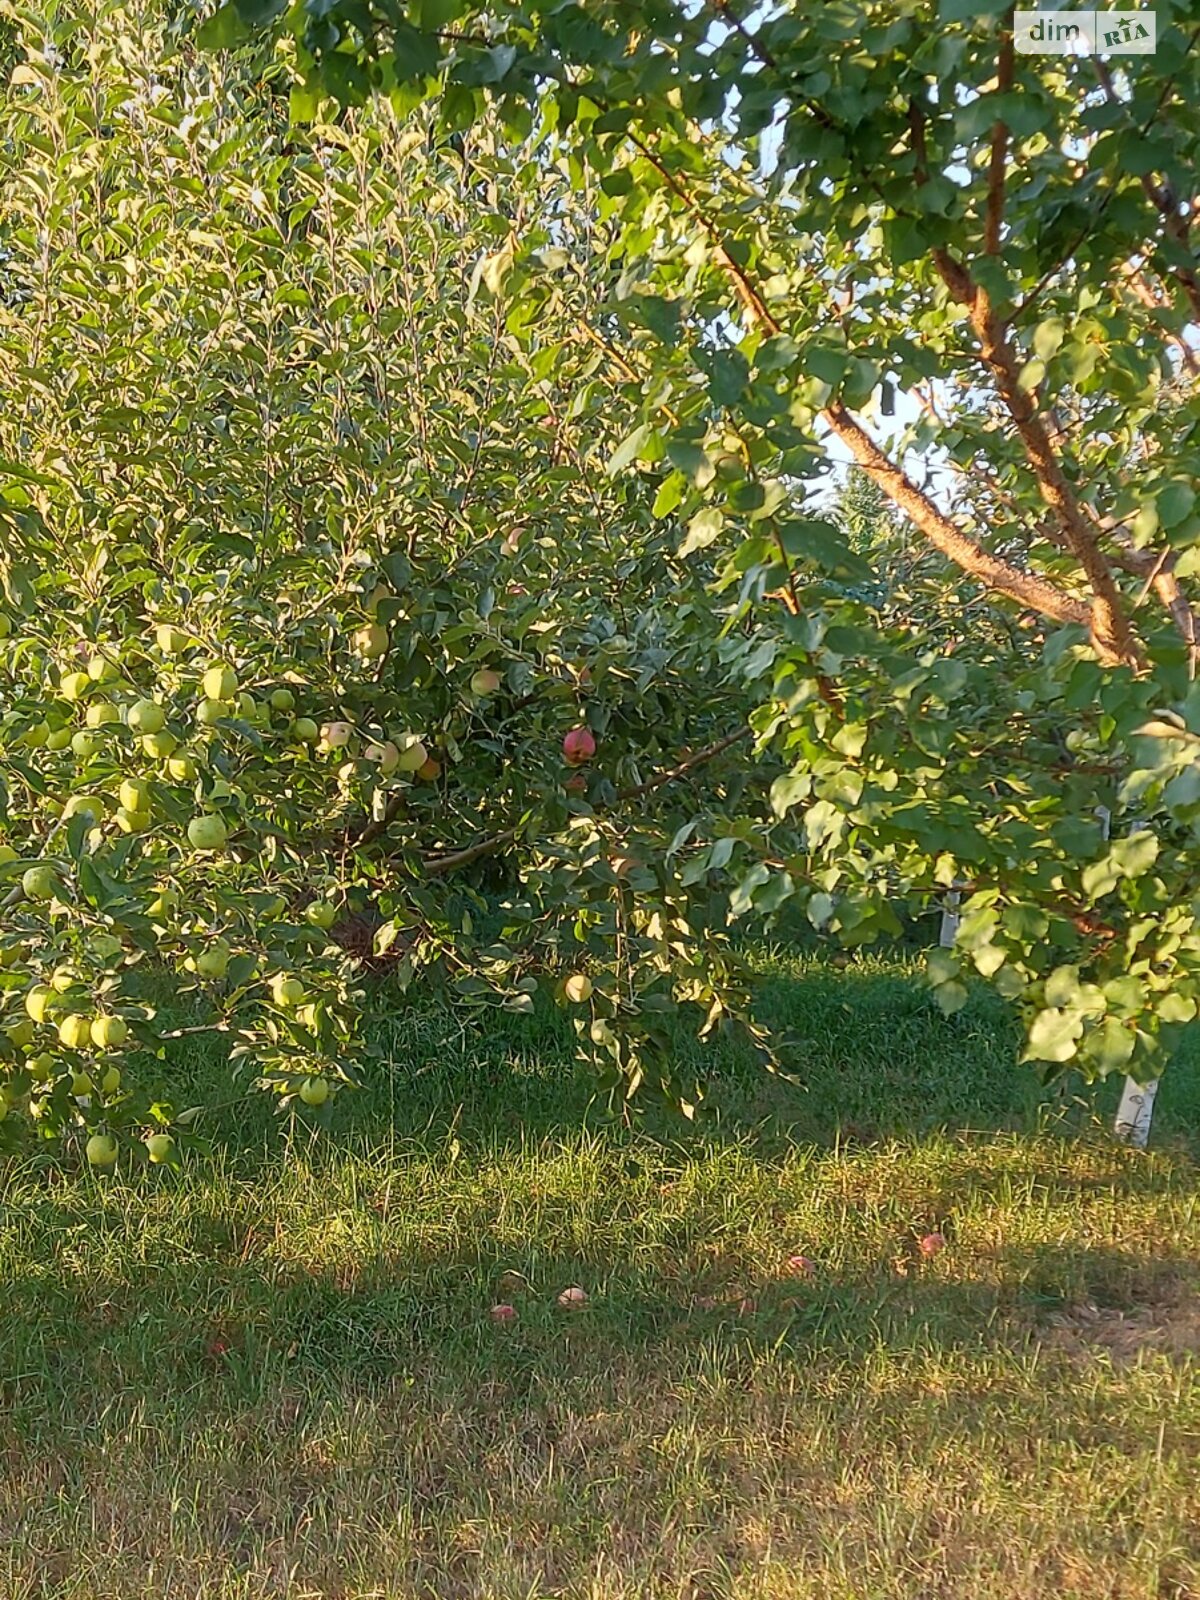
[1,947,1199,1599]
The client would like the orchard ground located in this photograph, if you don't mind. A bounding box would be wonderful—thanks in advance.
[2,945,1200,1600]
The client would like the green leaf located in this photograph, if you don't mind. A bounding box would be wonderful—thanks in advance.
[1155,480,1196,530]
[1032,317,1065,360]
[1081,1017,1136,1075]
[196,3,248,47]
[608,423,653,475]
[1081,858,1121,901]
[933,980,969,1016]
[777,519,871,582]
[678,507,724,559]
[707,349,749,408]
[1110,830,1158,878]
[1024,1008,1083,1063]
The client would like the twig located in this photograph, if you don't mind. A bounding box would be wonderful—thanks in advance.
[420,726,754,875]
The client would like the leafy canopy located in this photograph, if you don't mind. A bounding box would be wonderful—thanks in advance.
[0,1,772,1160]
[227,0,1200,1087]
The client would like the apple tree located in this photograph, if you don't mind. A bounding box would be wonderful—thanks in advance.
[0,1,772,1163]
[227,0,1200,1089]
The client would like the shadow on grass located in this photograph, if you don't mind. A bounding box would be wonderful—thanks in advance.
[3,983,1200,1598]
[5,1124,1198,1409]
[125,949,1200,1176]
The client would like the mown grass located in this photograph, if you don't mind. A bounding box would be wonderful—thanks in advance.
[1,947,1199,1599]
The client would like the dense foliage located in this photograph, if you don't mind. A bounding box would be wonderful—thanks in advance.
[233,0,1200,1091]
[6,0,1200,1165]
[0,2,780,1160]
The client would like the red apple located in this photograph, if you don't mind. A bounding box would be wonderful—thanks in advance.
[919,1231,946,1257]
[490,1303,518,1323]
[562,726,596,767]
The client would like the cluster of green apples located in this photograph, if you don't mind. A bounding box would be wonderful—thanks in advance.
[0,953,175,1167]
[0,621,378,1163]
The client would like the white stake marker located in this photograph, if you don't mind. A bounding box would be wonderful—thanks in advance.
[1095,806,1159,1147]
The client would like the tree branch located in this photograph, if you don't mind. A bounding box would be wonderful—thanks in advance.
[1122,263,1200,375]
[925,234,1139,662]
[418,726,755,876]
[1092,48,1200,323]
[984,19,1015,255]
[615,726,753,801]
[620,113,1110,645]
[823,400,1093,629]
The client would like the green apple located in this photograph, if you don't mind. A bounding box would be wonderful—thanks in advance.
[128,698,166,735]
[201,663,237,701]
[6,1019,36,1050]
[85,701,119,729]
[25,986,55,1022]
[395,735,427,774]
[141,729,178,759]
[154,624,189,654]
[305,899,337,929]
[91,1015,129,1050]
[194,939,231,980]
[236,691,259,722]
[470,669,501,696]
[119,778,152,813]
[45,726,73,751]
[71,1070,93,1095]
[195,698,224,727]
[123,777,158,814]
[147,886,178,919]
[49,966,78,994]
[269,688,295,713]
[86,1133,118,1167]
[63,795,103,827]
[298,1077,329,1107]
[22,865,59,902]
[270,974,306,1007]
[146,1132,174,1163]
[99,1063,122,1094]
[318,721,353,751]
[116,806,151,835]
[167,753,198,781]
[27,1052,54,1083]
[71,730,100,760]
[352,622,389,660]
[187,813,228,851]
[59,670,93,702]
[0,844,18,866]
[58,1013,92,1050]
[20,721,49,749]
[291,717,319,743]
[87,653,120,684]
[364,740,399,774]
[563,974,593,1003]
